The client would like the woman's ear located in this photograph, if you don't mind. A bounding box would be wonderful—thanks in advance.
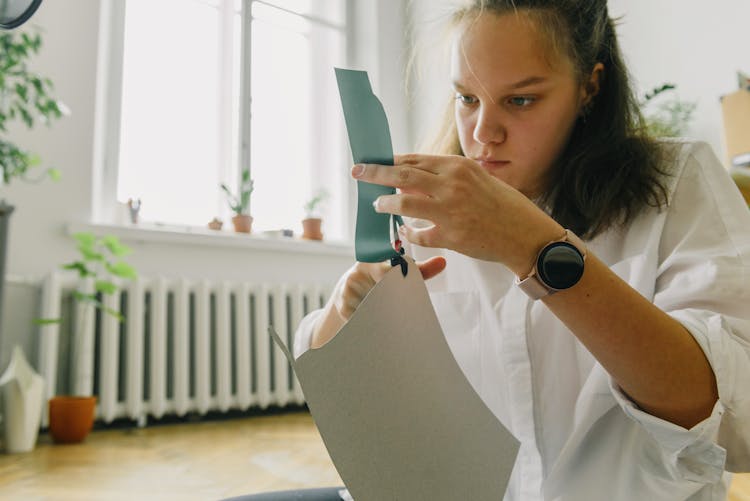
[581,63,605,108]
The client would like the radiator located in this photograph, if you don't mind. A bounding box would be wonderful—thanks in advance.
[37,272,332,427]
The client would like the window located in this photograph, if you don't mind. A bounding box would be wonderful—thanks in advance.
[109,0,350,240]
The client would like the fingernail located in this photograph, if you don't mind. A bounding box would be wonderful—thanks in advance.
[351,164,364,178]
[372,198,380,211]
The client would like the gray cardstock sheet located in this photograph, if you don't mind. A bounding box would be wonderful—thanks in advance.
[271,259,520,500]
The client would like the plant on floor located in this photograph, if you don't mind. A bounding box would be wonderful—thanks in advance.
[65,232,137,318]
[36,232,137,443]
[38,232,138,326]
[639,83,697,138]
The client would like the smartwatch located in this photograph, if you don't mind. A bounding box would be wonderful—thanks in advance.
[516,229,587,300]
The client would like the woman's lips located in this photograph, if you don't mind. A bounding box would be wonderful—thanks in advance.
[476,159,511,170]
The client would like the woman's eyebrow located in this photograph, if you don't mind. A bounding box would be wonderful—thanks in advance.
[506,76,548,89]
[452,76,548,92]
[452,81,470,92]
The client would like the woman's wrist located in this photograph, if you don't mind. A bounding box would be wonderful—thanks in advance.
[311,302,345,349]
[311,278,347,349]
[504,217,566,278]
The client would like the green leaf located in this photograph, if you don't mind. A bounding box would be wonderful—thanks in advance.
[62,261,92,277]
[47,168,61,181]
[78,245,105,262]
[72,291,98,304]
[30,77,42,93]
[106,261,137,280]
[34,317,61,325]
[240,191,251,212]
[27,153,40,166]
[15,83,28,102]
[19,106,33,127]
[220,182,235,198]
[220,183,241,213]
[72,232,96,249]
[101,306,124,322]
[101,235,131,257]
[95,280,118,295]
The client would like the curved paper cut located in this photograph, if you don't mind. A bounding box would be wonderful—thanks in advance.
[270,259,519,500]
[335,68,400,263]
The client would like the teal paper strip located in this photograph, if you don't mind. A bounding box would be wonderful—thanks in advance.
[335,68,400,263]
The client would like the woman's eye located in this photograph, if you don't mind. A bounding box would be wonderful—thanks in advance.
[455,94,478,105]
[508,96,535,107]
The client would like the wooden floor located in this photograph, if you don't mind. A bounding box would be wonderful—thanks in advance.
[0,409,342,501]
[1,409,748,500]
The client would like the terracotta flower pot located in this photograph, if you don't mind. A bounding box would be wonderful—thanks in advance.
[302,218,323,240]
[48,395,97,444]
[232,214,253,233]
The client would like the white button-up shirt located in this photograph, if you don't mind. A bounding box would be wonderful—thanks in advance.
[294,140,750,500]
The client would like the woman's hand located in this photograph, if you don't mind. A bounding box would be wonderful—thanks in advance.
[311,257,446,349]
[352,154,562,275]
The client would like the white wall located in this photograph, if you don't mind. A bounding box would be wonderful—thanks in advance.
[608,0,750,163]
[406,0,459,151]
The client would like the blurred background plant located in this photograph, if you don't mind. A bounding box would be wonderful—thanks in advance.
[0,28,66,186]
[220,169,254,216]
[36,232,137,326]
[640,83,697,138]
[303,189,329,218]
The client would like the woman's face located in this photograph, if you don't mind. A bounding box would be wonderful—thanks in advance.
[451,12,589,197]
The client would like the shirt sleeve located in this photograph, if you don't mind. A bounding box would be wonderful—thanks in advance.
[609,372,727,482]
[293,309,324,359]
[614,141,750,477]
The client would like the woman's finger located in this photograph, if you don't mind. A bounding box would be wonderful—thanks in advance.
[399,223,441,249]
[416,256,447,280]
[373,193,440,220]
[393,153,449,173]
[351,163,441,193]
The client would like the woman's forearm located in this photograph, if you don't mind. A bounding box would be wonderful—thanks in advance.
[311,298,346,349]
[541,252,718,429]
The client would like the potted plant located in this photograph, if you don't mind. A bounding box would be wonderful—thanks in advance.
[37,232,137,443]
[0,29,65,370]
[220,169,254,233]
[0,29,63,186]
[640,83,697,138]
[301,189,328,241]
[207,217,223,230]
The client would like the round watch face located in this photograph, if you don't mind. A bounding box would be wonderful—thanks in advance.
[536,241,585,290]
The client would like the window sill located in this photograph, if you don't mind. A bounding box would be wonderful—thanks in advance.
[67,221,354,258]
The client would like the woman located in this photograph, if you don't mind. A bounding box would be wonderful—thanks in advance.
[234,1,750,499]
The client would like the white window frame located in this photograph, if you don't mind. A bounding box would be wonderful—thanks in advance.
[92,0,410,245]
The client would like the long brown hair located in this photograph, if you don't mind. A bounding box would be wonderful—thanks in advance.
[422,0,671,240]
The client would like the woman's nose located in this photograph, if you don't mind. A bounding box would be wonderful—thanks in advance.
[473,105,507,145]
